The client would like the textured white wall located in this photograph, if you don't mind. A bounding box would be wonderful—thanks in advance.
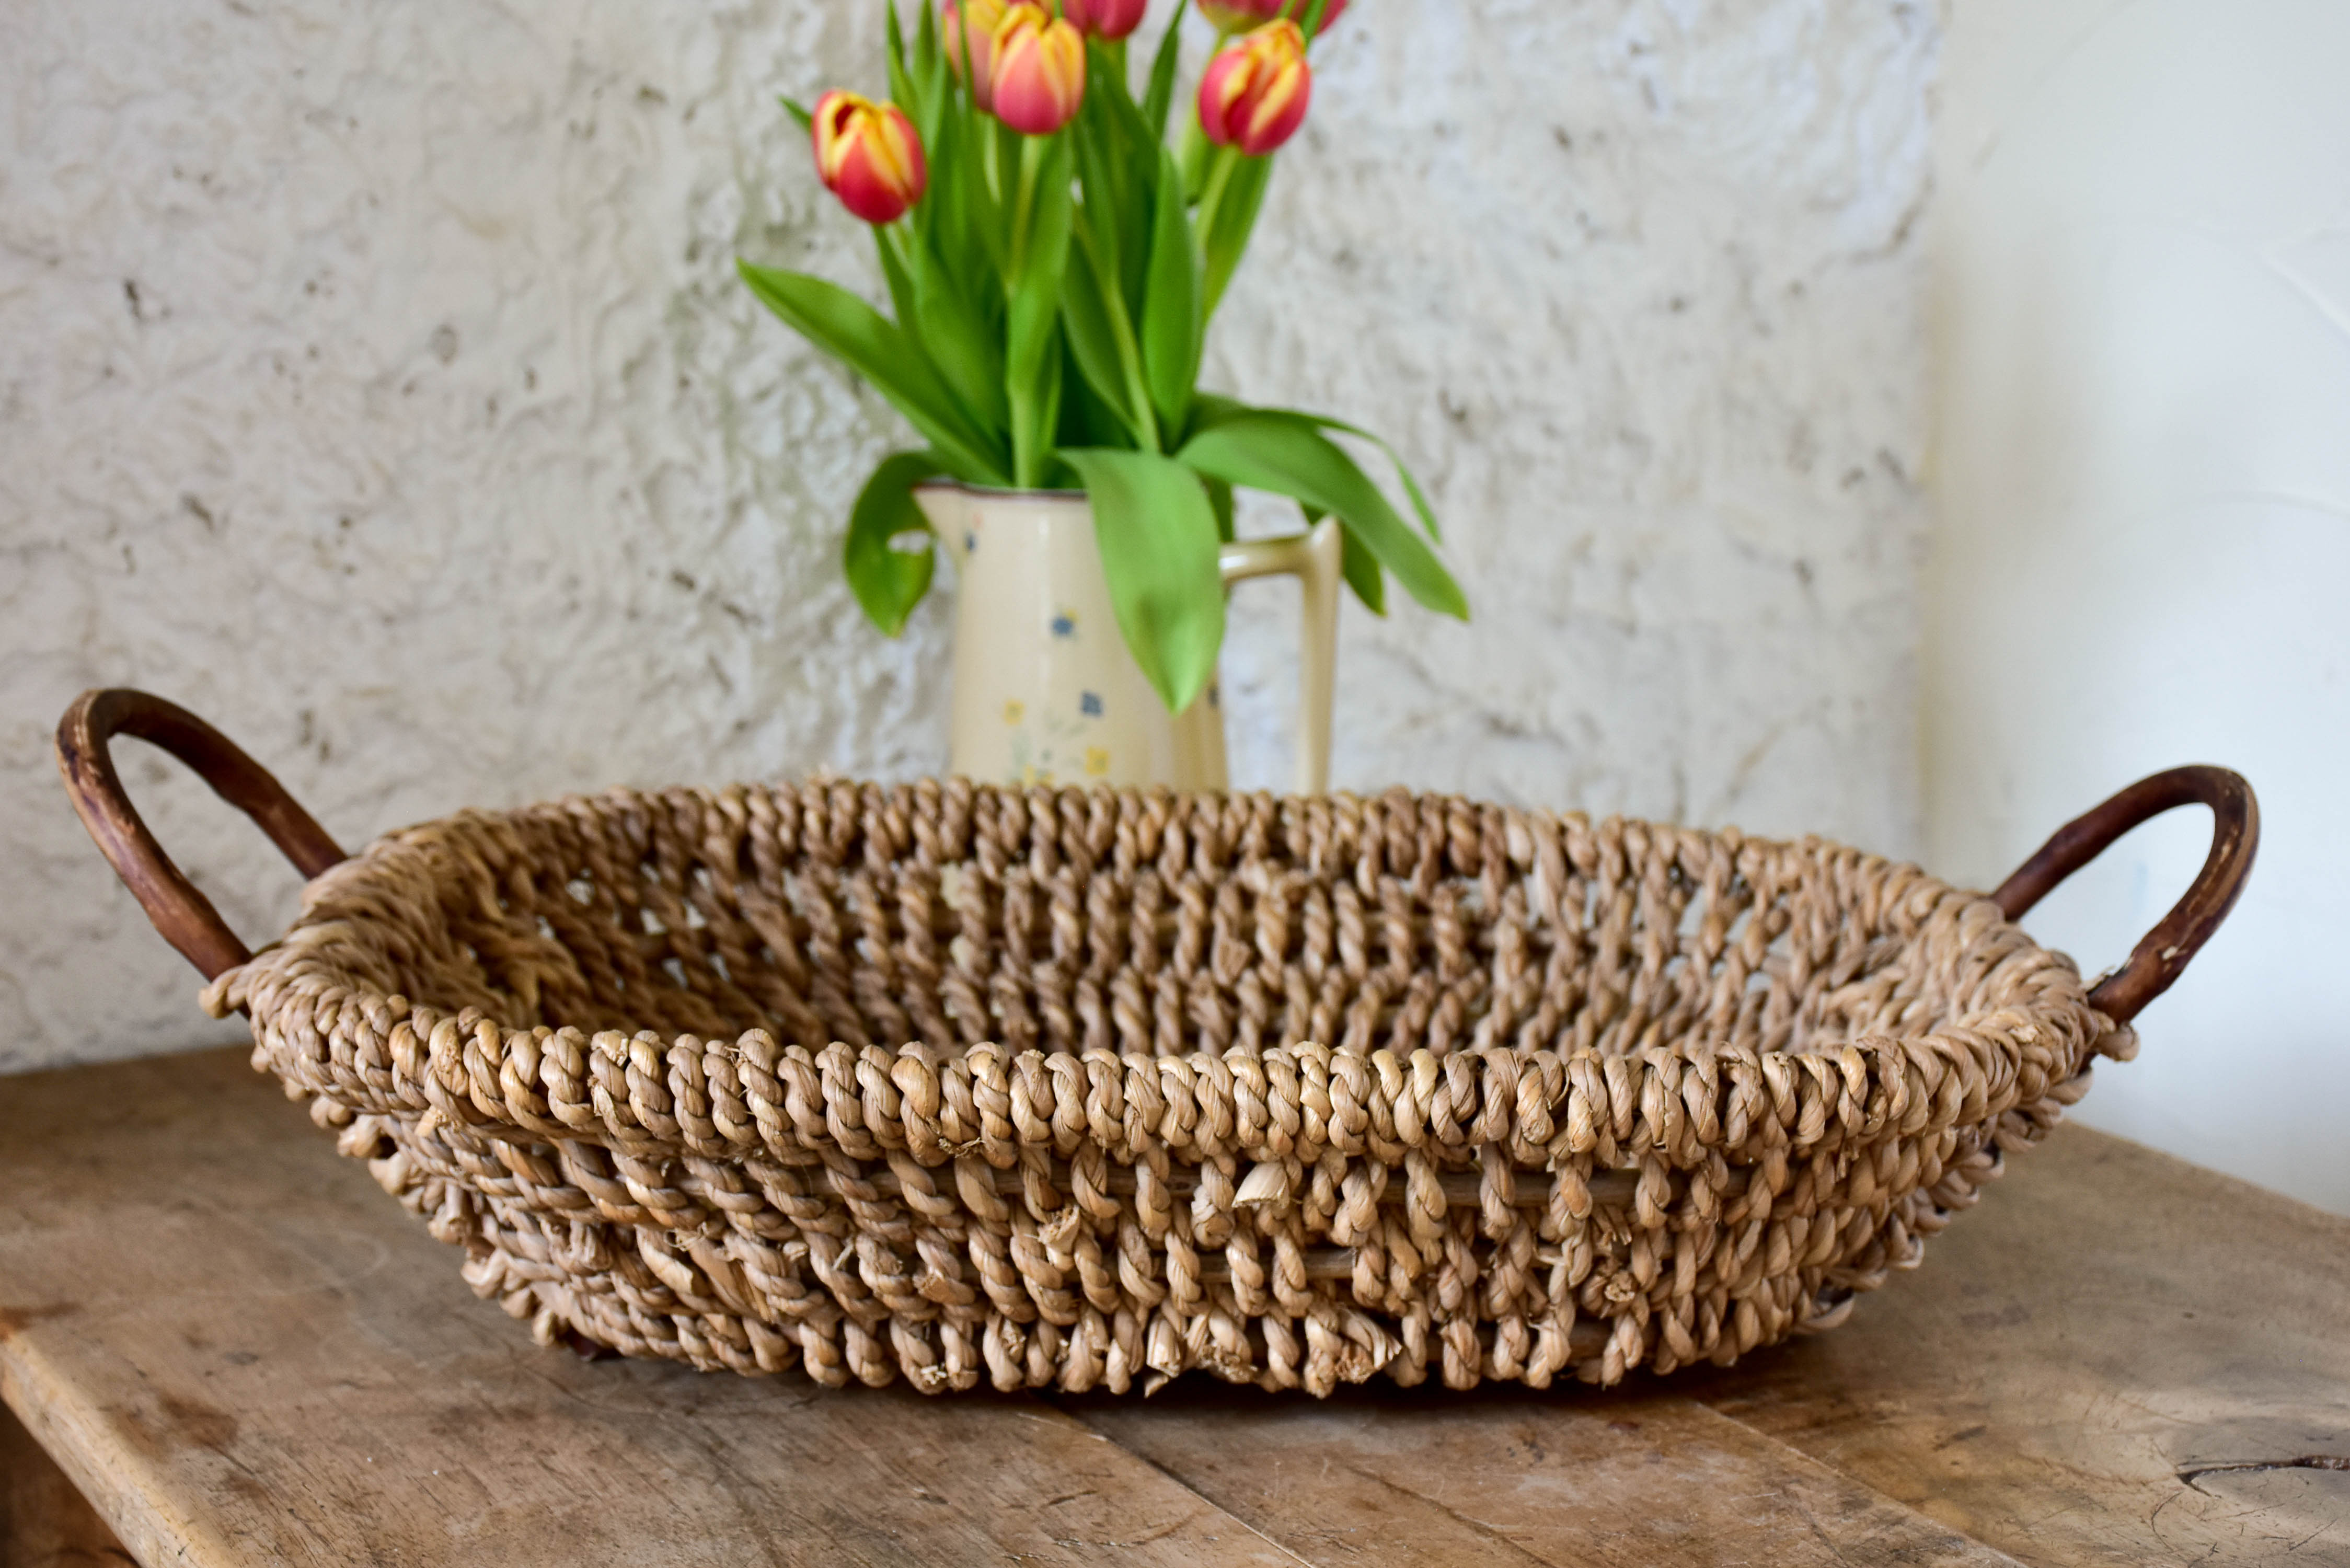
[1,0,1938,1073]
[1927,0,2350,1212]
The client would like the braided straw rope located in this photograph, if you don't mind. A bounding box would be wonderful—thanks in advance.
[203,779,2116,1394]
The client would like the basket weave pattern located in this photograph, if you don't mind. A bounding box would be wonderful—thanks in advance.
[208,780,2114,1394]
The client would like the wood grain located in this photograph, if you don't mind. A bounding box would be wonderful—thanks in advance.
[0,1051,1288,1567]
[2,1402,131,1567]
[3,1045,2344,1566]
[1066,1386,2019,1566]
[1679,1119,2350,1563]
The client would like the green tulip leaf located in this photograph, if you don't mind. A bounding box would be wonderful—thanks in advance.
[872,224,919,329]
[926,107,1002,280]
[1178,411,1467,618]
[1340,524,1387,614]
[880,230,1008,438]
[1186,398,1443,544]
[885,0,916,115]
[922,282,1013,437]
[1141,0,1189,139]
[738,260,1008,483]
[1080,44,1157,310]
[1062,227,1140,435]
[1139,146,1202,444]
[844,451,949,635]
[1061,447,1226,711]
[912,1,951,146]
[1181,389,1248,444]
[1176,115,1211,203]
[1056,340,1136,449]
[1205,475,1236,543]
[1200,153,1272,319]
[1072,103,1128,287]
[1254,405,1444,541]
[1006,134,1075,487]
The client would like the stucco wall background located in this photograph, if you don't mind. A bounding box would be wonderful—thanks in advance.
[1,0,1937,1072]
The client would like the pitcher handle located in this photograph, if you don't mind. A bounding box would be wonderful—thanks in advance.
[1219,518,1342,796]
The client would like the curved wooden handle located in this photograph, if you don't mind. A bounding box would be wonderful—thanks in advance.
[55,688,347,981]
[1992,765,2259,1024]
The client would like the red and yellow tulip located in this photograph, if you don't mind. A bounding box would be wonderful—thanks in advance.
[1064,0,1149,40]
[989,4,1087,135]
[1199,0,1345,37]
[941,0,1010,110]
[810,90,927,225]
[748,0,1467,707]
[1197,20,1310,156]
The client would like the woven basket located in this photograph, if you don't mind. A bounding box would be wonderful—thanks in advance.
[59,690,2256,1395]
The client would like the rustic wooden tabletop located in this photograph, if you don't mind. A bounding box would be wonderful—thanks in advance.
[3,1045,2345,1566]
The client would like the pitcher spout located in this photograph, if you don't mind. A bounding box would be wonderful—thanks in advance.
[910,481,970,546]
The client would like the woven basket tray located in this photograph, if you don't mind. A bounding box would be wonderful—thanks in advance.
[59,690,2256,1396]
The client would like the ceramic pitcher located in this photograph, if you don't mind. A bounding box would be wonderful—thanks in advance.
[914,485,1340,793]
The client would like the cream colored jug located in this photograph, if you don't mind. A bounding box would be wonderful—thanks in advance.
[914,485,1339,793]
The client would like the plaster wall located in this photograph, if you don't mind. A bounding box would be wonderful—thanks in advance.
[1927,0,2350,1212]
[2,0,1937,1070]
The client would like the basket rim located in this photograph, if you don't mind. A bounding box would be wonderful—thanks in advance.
[208,781,2111,1177]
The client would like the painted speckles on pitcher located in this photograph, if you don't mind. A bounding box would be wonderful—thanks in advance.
[1004,694,1098,786]
[915,486,1261,790]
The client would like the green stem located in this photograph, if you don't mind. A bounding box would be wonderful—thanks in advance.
[1176,116,1209,200]
[944,13,1003,209]
[982,107,1005,208]
[1013,422,1038,489]
[1006,136,1057,488]
[1008,133,1045,280]
[1194,144,1239,237]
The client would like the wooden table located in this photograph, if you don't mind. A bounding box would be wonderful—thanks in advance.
[3,1046,2346,1566]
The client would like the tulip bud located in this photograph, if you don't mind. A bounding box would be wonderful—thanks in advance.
[1199,0,1344,36]
[941,0,1010,110]
[1064,0,1148,40]
[988,4,1087,135]
[1197,20,1310,156]
[811,90,928,224]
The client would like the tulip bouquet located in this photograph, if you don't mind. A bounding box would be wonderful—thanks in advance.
[740,0,1465,712]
